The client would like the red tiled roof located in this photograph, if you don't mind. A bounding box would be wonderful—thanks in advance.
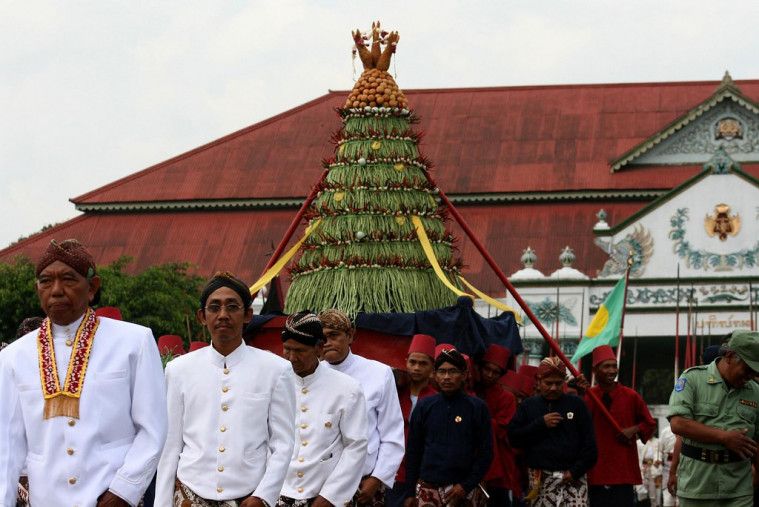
[0,201,647,290]
[73,79,759,205]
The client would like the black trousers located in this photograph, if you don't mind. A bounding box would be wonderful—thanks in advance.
[589,484,634,507]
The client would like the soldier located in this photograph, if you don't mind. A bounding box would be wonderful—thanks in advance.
[668,330,759,507]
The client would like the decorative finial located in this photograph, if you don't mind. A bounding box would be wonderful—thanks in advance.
[593,209,610,231]
[521,246,537,268]
[559,246,575,268]
[722,70,734,87]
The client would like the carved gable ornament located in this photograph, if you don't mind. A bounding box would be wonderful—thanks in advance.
[704,203,741,241]
[611,73,759,171]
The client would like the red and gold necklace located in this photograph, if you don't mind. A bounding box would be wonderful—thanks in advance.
[36,308,99,419]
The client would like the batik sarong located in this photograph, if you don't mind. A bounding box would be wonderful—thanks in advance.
[415,481,487,507]
[174,479,251,507]
[276,496,315,507]
[526,469,588,507]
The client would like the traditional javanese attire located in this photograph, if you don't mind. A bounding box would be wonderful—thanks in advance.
[584,345,656,507]
[326,350,405,503]
[508,393,597,507]
[278,361,368,506]
[0,313,167,507]
[405,390,493,507]
[156,342,296,507]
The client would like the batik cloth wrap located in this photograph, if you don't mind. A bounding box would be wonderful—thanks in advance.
[276,496,315,507]
[174,479,251,507]
[350,477,387,507]
[414,481,486,507]
[36,307,99,419]
[526,469,588,507]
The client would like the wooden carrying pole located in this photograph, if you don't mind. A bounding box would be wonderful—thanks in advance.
[250,170,328,300]
[430,180,624,434]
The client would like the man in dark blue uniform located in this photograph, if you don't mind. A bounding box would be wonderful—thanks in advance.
[404,348,493,507]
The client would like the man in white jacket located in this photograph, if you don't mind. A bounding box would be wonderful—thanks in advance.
[0,239,167,507]
[156,272,296,507]
[278,311,368,507]
[319,309,405,506]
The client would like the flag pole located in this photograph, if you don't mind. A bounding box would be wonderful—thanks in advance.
[675,264,681,381]
[429,180,624,434]
[615,255,634,376]
[632,328,638,391]
[685,287,693,369]
[750,282,754,331]
[577,287,585,370]
[250,170,328,300]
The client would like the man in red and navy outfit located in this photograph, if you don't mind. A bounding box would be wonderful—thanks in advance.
[476,344,520,506]
[387,334,438,507]
[584,345,656,507]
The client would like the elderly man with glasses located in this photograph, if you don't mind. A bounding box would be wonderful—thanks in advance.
[156,272,296,507]
[403,348,493,507]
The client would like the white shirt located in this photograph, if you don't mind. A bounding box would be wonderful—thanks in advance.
[282,362,368,505]
[0,316,167,507]
[156,342,296,507]
[326,350,404,487]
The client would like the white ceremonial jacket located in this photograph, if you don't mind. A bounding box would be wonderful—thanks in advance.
[326,351,405,488]
[156,342,296,507]
[282,362,368,505]
[0,316,168,507]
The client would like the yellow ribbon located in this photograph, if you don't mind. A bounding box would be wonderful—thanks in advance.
[411,215,521,321]
[249,219,321,294]
[459,276,523,324]
[411,215,469,298]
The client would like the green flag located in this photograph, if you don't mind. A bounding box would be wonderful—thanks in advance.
[571,276,627,363]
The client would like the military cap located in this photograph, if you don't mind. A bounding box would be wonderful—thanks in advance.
[728,329,759,372]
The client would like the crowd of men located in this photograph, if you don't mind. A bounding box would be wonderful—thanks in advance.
[2,239,759,507]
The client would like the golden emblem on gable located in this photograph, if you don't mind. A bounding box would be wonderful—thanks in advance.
[715,117,743,140]
[704,203,740,241]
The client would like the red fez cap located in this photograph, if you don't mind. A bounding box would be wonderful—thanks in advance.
[95,306,122,321]
[518,364,539,379]
[408,334,436,359]
[189,341,209,352]
[462,353,474,373]
[435,343,456,359]
[592,345,617,367]
[501,370,521,390]
[482,344,511,372]
[518,373,535,396]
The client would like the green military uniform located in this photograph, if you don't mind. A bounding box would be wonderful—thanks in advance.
[668,332,759,507]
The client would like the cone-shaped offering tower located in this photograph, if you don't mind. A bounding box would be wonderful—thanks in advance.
[285,22,462,316]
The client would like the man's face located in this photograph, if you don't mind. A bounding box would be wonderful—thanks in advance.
[538,374,565,401]
[36,260,100,325]
[283,338,322,377]
[435,360,466,394]
[594,359,618,386]
[406,352,434,384]
[722,352,758,388]
[322,326,353,363]
[479,361,504,387]
[197,287,252,349]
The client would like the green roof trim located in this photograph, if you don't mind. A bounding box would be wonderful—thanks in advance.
[74,189,663,214]
[610,79,759,172]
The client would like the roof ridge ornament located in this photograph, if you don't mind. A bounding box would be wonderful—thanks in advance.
[717,70,741,94]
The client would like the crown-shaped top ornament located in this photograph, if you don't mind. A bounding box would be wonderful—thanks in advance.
[346,21,408,110]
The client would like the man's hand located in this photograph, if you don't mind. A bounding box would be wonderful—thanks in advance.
[442,484,466,504]
[356,476,382,504]
[561,471,574,484]
[240,496,267,507]
[311,495,333,507]
[617,425,639,443]
[721,428,758,460]
[96,491,130,507]
[667,472,677,496]
[574,374,590,393]
[543,412,563,428]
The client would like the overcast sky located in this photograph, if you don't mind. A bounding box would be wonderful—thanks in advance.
[2,1,759,250]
